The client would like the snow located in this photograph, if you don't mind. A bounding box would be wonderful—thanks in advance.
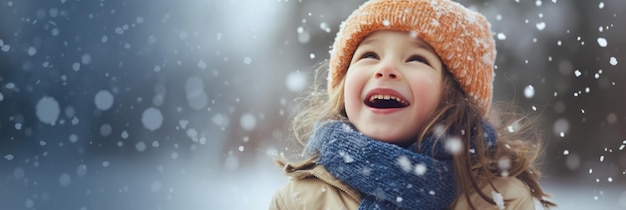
[25,199,34,208]
[444,137,462,154]
[536,22,546,31]
[121,130,129,139]
[396,196,403,203]
[185,77,208,110]
[142,107,164,131]
[243,56,252,64]
[297,26,310,43]
[4,82,15,89]
[553,118,569,136]
[50,8,59,17]
[609,57,618,65]
[320,22,331,33]
[597,37,608,47]
[492,191,505,209]
[239,112,257,131]
[339,151,355,163]
[186,128,199,142]
[100,123,112,136]
[72,62,80,71]
[36,96,60,125]
[397,155,412,172]
[286,71,307,92]
[76,165,88,177]
[414,163,427,176]
[69,134,78,143]
[71,117,79,125]
[496,33,506,40]
[27,46,36,56]
[212,113,229,127]
[59,173,71,187]
[51,28,60,36]
[498,157,511,172]
[4,154,14,160]
[565,153,580,170]
[574,69,582,77]
[95,90,114,111]
[81,54,92,64]
[136,141,147,152]
[382,19,390,27]
[197,60,207,69]
[524,85,535,98]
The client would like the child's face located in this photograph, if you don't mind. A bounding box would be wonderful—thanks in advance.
[343,30,444,145]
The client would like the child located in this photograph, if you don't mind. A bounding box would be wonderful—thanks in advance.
[270,0,556,209]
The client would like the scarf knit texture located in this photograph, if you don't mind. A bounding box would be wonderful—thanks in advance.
[305,121,496,210]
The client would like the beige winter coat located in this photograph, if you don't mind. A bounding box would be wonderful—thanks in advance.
[270,158,536,210]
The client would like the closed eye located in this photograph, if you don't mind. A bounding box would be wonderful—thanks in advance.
[360,52,379,60]
[407,55,431,66]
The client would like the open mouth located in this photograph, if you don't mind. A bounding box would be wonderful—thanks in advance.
[364,94,410,109]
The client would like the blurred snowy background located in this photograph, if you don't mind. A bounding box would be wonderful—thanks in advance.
[0,0,624,209]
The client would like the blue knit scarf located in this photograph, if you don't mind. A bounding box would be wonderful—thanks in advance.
[305,121,496,210]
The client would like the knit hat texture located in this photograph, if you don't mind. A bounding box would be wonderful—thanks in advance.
[328,0,496,114]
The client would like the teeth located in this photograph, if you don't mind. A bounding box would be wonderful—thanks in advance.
[369,94,408,105]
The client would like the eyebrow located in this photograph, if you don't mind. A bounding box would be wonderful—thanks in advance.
[360,37,380,46]
[410,39,436,52]
[360,34,437,54]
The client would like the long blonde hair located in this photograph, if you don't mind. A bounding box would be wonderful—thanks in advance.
[429,69,556,208]
[288,61,556,209]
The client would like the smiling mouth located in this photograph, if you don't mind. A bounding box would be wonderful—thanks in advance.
[364,94,410,109]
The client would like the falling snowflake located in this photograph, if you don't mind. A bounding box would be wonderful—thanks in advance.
[397,156,412,172]
[492,191,505,209]
[339,151,355,163]
[597,37,607,47]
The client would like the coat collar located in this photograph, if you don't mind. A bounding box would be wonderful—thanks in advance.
[275,157,362,201]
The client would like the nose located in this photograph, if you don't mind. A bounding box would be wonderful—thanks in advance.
[374,64,400,80]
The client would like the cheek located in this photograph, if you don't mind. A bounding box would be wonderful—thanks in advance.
[411,77,443,109]
[343,71,365,115]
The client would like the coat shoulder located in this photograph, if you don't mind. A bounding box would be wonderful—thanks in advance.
[454,176,535,210]
[269,158,360,210]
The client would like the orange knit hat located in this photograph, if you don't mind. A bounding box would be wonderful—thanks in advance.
[328,0,496,114]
